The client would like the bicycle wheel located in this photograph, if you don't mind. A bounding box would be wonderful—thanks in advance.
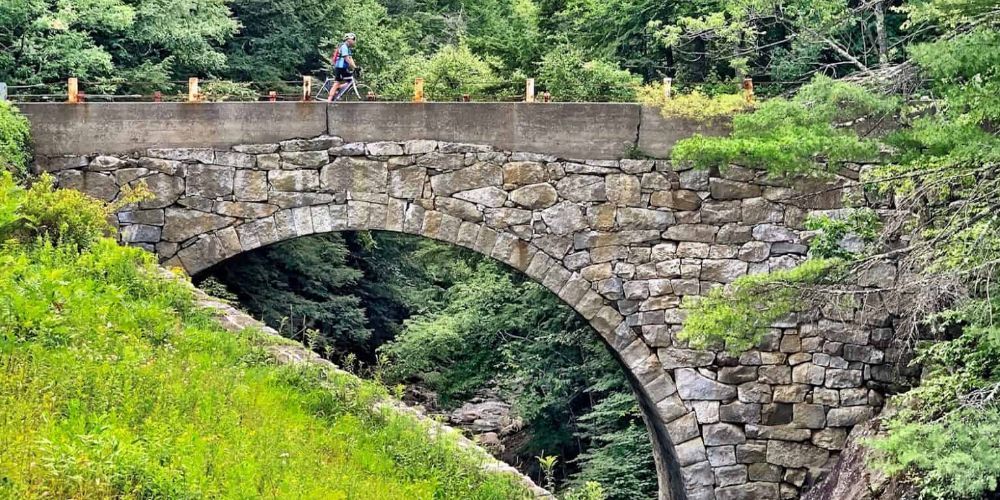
[335,83,361,102]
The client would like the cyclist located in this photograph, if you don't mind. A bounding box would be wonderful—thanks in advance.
[327,33,357,102]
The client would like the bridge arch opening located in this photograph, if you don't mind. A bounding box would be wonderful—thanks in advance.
[189,225,686,500]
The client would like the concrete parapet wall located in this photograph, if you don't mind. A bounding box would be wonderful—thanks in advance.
[20,102,724,160]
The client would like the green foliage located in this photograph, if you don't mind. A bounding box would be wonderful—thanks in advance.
[200,233,370,359]
[803,208,882,260]
[673,75,896,173]
[0,0,237,91]
[0,172,529,499]
[680,259,840,352]
[201,80,259,102]
[0,172,112,249]
[871,409,1000,499]
[638,85,750,120]
[0,103,31,179]
[537,45,641,102]
[385,44,510,101]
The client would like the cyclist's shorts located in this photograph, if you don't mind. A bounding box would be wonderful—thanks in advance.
[334,67,354,82]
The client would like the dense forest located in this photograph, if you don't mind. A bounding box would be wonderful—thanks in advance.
[0,0,928,101]
[3,0,999,498]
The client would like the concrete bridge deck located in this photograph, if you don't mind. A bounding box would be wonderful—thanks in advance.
[19,103,911,500]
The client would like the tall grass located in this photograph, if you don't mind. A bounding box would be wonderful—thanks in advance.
[0,172,529,499]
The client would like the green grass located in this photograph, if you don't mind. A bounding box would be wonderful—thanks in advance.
[0,174,529,499]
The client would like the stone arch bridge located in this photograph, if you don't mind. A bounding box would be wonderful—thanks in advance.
[22,102,912,500]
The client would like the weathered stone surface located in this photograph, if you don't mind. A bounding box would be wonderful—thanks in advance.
[162,208,234,242]
[214,201,278,218]
[233,143,279,154]
[826,406,874,427]
[503,161,546,186]
[121,224,161,243]
[436,198,482,222]
[556,175,606,202]
[509,183,558,209]
[431,163,502,196]
[651,189,701,210]
[617,208,674,230]
[664,224,719,243]
[716,483,780,500]
[605,174,640,206]
[703,423,747,446]
[280,150,329,168]
[147,148,214,163]
[388,166,427,198]
[767,440,829,468]
[234,170,267,202]
[453,186,508,207]
[57,171,118,201]
[278,136,338,152]
[404,140,438,155]
[269,170,319,192]
[677,368,738,401]
[701,259,749,283]
[215,151,256,169]
[186,165,234,198]
[366,141,404,156]
[658,348,715,369]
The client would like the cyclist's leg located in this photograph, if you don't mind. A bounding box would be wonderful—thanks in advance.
[315,78,333,100]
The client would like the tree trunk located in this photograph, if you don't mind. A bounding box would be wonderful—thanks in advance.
[874,1,889,66]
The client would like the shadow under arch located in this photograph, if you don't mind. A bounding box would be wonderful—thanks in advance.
[180,211,688,500]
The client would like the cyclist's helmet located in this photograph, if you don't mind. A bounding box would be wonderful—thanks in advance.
[344,33,357,41]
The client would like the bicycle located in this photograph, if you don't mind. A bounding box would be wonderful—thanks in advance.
[314,68,371,102]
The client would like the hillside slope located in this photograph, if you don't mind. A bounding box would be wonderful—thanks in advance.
[0,171,534,499]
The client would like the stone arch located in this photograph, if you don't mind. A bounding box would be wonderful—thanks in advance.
[46,132,909,500]
[175,202,692,500]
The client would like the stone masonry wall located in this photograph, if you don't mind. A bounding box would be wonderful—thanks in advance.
[37,136,914,500]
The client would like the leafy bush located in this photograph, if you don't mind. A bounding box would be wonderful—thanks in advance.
[638,85,751,120]
[201,80,260,101]
[381,44,512,101]
[0,102,30,178]
[0,172,529,499]
[537,45,641,102]
[672,75,897,173]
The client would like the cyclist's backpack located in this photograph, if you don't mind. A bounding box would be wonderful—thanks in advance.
[330,43,347,68]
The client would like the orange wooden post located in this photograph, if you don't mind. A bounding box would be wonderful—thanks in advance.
[462,94,470,102]
[742,77,755,104]
[268,91,277,102]
[67,78,79,103]
[302,76,312,101]
[663,77,672,100]
[188,77,200,102]
[153,91,162,102]
[413,78,425,102]
[542,91,551,103]
[366,91,376,101]
[525,78,535,103]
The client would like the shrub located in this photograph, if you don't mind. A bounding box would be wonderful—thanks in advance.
[638,85,751,120]
[0,101,31,178]
[672,75,897,173]
[537,45,641,102]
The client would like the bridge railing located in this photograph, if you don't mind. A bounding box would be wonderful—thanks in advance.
[2,76,772,105]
